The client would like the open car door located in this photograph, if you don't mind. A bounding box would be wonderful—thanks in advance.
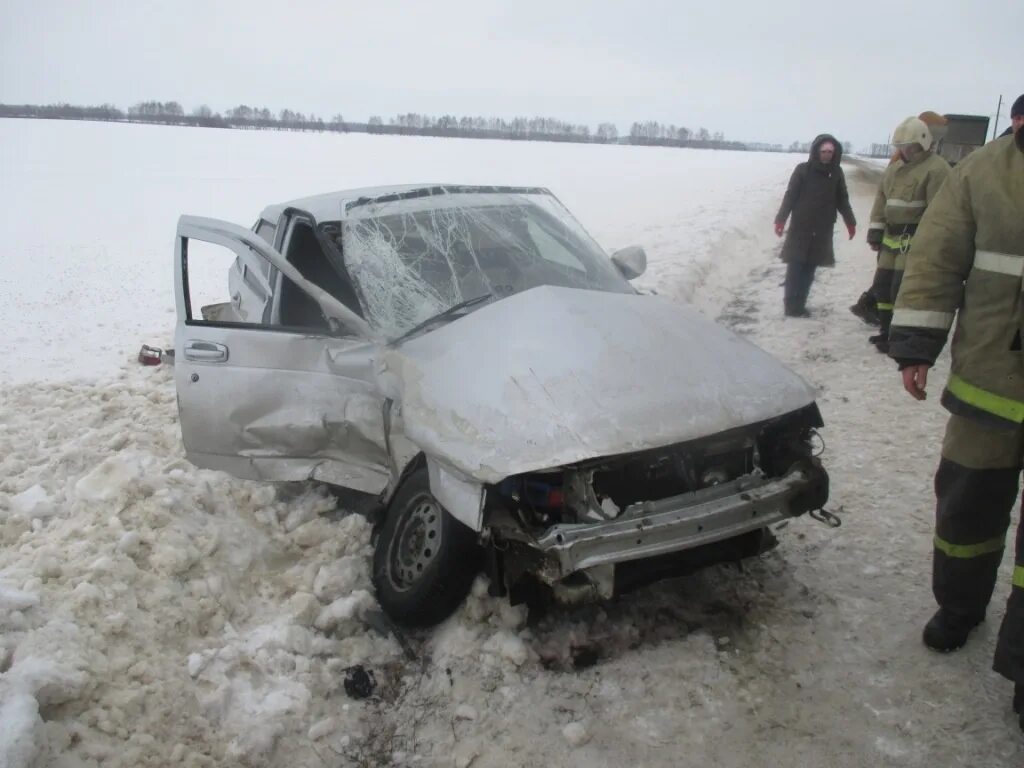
[173,215,390,493]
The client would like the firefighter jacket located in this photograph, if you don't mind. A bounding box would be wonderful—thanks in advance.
[888,132,1024,430]
[867,150,951,271]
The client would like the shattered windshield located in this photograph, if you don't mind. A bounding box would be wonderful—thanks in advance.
[336,191,632,338]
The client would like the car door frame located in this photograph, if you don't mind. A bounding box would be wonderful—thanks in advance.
[174,214,391,494]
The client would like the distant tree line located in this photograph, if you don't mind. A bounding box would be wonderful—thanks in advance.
[787,138,856,155]
[0,100,820,154]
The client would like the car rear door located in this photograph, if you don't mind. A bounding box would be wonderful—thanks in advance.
[173,215,390,493]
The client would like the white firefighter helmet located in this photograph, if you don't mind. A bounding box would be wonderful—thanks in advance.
[892,116,933,151]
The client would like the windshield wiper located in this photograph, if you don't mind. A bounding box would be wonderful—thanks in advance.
[392,293,493,344]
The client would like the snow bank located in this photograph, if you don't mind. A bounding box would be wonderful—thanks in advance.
[0,366,409,767]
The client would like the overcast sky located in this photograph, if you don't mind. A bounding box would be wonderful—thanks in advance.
[2,0,1021,148]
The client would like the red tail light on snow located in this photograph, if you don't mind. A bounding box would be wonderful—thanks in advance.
[138,344,163,366]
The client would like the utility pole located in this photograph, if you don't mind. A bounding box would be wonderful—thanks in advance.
[992,94,1003,140]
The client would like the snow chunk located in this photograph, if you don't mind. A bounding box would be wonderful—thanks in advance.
[187,653,206,678]
[482,630,531,667]
[74,453,145,503]
[0,691,41,768]
[7,653,90,708]
[116,530,142,556]
[308,716,339,741]
[8,484,57,520]
[314,590,375,633]
[282,488,337,532]
[0,584,39,614]
[562,722,590,747]
[312,556,366,603]
[283,592,321,627]
[244,622,316,656]
[451,741,481,768]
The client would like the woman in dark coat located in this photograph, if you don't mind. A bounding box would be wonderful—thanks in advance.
[774,134,857,317]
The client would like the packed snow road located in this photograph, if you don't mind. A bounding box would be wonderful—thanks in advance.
[1,121,1022,767]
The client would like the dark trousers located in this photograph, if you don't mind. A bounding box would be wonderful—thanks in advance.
[784,262,817,314]
[936,415,1024,682]
[871,266,896,335]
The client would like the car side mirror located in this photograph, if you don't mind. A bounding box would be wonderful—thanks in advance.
[611,246,647,280]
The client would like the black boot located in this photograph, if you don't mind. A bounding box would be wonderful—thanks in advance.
[1014,683,1024,714]
[867,333,889,353]
[922,609,983,652]
[850,292,880,326]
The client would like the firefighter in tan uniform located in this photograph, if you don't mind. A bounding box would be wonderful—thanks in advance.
[851,112,950,327]
[865,116,951,352]
[889,126,1024,727]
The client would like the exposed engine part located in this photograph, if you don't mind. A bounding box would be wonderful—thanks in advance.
[564,469,619,522]
[700,466,731,486]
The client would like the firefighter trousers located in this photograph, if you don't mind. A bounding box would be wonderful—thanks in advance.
[936,414,1024,682]
[871,246,898,336]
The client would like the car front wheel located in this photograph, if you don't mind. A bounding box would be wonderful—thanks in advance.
[372,468,481,627]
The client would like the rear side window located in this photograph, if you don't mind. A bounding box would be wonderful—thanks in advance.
[255,219,277,248]
[183,239,272,325]
[254,220,277,278]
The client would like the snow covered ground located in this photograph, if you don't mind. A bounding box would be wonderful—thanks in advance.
[2,120,1022,767]
[0,119,793,384]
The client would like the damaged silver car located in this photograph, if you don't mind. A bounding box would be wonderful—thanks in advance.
[174,185,830,626]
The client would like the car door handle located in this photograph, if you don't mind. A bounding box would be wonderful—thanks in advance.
[184,341,229,363]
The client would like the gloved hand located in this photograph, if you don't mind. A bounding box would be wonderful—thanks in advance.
[774,221,784,237]
[847,223,856,240]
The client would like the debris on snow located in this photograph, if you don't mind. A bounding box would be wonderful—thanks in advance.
[343,665,377,699]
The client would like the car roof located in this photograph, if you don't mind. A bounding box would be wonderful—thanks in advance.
[259,184,552,224]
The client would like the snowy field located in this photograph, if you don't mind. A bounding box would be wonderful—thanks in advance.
[2,119,1022,767]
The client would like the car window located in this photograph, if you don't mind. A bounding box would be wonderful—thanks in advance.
[525,218,586,272]
[255,219,277,248]
[275,220,363,333]
[253,220,277,278]
[183,222,362,333]
[183,239,271,325]
[339,192,631,338]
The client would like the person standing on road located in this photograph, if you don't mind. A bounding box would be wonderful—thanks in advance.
[774,134,856,318]
[888,124,1024,728]
[864,116,951,352]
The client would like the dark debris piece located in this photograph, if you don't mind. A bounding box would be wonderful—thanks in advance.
[343,665,377,700]
[570,645,599,670]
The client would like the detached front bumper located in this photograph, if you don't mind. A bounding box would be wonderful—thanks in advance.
[533,462,826,578]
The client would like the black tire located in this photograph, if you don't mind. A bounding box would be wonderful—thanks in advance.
[371,468,481,627]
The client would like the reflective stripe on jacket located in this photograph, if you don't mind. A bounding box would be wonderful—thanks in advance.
[866,151,951,270]
[889,134,1024,429]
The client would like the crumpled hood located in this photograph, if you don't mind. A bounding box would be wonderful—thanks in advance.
[377,286,817,483]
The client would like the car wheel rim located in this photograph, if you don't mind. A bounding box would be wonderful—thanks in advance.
[388,494,443,592]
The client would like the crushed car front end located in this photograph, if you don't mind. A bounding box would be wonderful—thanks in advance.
[483,403,828,602]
